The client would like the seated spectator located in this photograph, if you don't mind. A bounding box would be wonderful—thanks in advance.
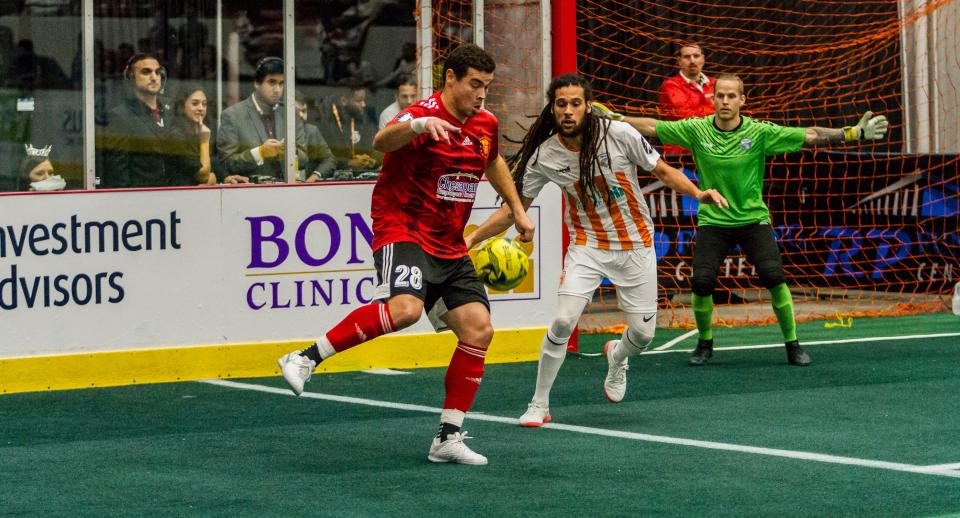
[317,83,380,174]
[171,85,216,185]
[98,52,202,188]
[20,144,65,191]
[658,43,716,155]
[378,74,418,129]
[217,56,307,184]
[294,91,336,181]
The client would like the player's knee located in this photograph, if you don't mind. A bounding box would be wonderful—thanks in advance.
[460,319,493,347]
[387,299,423,329]
[757,263,786,289]
[690,272,716,297]
[549,315,578,341]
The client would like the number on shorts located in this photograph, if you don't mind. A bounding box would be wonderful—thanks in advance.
[394,265,423,290]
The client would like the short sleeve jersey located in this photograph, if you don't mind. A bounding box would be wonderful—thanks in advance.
[372,92,499,258]
[656,115,805,227]
[522,120,660,250]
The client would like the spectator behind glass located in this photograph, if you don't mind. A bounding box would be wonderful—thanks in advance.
[318,83,380,173]
[294,91,336,182]
[217,56,307,184]
[378,74,418,129]
[658,43,716,155]
[20,144,65,191]
[376,41,417,89]
[171,85,216,185]
[98,52,202,188]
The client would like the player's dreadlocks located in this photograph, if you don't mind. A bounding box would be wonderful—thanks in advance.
[508,73,612,207]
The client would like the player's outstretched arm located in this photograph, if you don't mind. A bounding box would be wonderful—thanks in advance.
[464,196,535,250]
[485,155,536,242]
[803,111,888,147]
[372,116,461,153]
[592,102,659,138]
[650,159,729,208]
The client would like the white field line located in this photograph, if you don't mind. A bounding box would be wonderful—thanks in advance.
[642,331,960,355]
[199,378,960,479]
[653,329,698,351]
[917,462,960,472]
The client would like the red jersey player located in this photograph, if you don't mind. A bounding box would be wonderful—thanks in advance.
[278,44,535,466]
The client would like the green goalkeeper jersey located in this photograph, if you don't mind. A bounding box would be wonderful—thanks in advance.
[656,115,805,227]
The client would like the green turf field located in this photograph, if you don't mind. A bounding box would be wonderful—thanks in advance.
[2,313,959,516]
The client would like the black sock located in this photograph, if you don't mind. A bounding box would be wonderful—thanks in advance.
[299,344,322,364]
[436,422,461,441]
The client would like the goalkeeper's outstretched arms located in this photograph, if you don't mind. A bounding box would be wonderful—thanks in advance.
[592,102,660,138]
[802,111,889,147]
[464,196,535,251]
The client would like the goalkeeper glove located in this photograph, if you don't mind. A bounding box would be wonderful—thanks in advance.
[843,111,889,142]
[592,102,624,121]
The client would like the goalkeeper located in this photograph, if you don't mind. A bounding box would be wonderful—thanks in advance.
[466,74,727,426]
[594,74,888,366]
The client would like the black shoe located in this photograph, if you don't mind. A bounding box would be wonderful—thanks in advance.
[689,338,713,366]
[785,340,811,366]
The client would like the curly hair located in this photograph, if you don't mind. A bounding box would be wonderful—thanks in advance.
[508,73,612,207]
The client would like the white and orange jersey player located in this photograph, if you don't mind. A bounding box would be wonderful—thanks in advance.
[465,74,727,426]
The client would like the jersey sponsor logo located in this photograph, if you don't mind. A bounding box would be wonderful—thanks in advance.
[479,135,491,159]
[436,172,480,203]
[462,136,473,146]
[556,165,572,174]
[395,112,413,123]
[741,138,753,150]
[702,141,714,149]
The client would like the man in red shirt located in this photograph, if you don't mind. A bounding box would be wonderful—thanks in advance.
[277,44,535,465]
[658,43,716,154]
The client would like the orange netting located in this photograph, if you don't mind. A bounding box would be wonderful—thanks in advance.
[420,0,959,332]
[422,0,546,158]
[576,0,960,331]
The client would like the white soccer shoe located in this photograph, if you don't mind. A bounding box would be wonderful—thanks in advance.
[277,351,317,396]
[603,340,629,403]
[427,431,488,465]
[518,402,552,427]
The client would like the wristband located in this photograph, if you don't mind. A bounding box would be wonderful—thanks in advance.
[410,117,431,134]
[842,126,861,142]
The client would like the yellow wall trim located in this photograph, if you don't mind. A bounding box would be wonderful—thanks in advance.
[0,328,546,395]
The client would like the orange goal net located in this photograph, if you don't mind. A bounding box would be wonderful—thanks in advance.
[575,0,960,331]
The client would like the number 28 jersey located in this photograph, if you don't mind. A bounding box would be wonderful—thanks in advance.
[371,92,499,259]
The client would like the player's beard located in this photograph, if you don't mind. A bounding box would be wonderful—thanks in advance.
[557,119,584,138]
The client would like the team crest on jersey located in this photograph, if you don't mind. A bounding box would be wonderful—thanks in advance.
[741,138,753,150]
[436,172,480,203]
[479,136,491,159]
[395,112,413,123]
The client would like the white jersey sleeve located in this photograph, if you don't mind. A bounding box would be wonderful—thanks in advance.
[613,121,660,172]
[520,153,552,200]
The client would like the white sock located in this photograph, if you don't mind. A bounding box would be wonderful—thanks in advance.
[613,313,656,363]
[531,331,568,406]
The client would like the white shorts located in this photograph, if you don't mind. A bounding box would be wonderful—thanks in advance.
[559,245,658,314]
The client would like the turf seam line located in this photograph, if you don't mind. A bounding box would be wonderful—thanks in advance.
[199,378,960,479]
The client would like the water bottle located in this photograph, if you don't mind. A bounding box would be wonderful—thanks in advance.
[953,282,960,316]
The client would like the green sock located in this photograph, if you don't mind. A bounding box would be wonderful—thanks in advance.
[691,293,714,341]
[769,283,798,343]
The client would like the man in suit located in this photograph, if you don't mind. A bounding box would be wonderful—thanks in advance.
[98,52,200,188]
[217,56,307,183]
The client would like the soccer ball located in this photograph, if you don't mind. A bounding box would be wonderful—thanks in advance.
[473,237,529,291]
